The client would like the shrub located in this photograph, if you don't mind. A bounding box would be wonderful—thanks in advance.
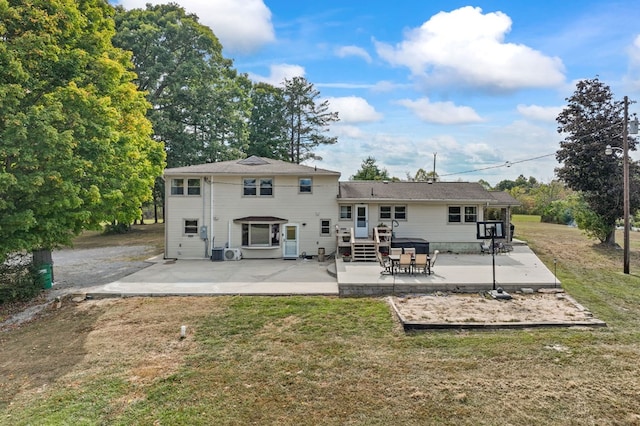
[0,254,42,305]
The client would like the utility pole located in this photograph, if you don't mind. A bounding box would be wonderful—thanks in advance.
[623,96,630,274]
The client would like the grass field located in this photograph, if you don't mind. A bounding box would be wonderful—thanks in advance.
[2,218,640,425]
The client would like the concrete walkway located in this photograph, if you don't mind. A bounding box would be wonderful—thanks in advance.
[80,244,559,297]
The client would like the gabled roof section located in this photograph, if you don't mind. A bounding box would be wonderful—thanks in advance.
[488,190,521,206]
[164,156,341,177]
[338,181,495,202]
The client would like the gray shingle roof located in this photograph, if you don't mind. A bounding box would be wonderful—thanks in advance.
[164,156,341,177]
[488,190,521,206]
[338,181,497,203]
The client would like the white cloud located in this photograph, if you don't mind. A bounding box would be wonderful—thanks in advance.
[630,34,640,64]
[326,96,383,123]
[396,98,483,124]
[371,80,407,93]
[517,104,563,122]
[115,0,275,54]
[624,35,640,91]
[330,125,366,139]
[335,45,372,63]
[374,6,565,91]
[249,64,305,85]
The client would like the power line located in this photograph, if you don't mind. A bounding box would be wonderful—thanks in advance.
[439,153,557,177]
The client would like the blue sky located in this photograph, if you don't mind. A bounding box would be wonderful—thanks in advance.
[112,0,640,186]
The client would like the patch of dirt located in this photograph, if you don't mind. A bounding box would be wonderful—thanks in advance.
[0,297,219,410]
[390,290,606,327]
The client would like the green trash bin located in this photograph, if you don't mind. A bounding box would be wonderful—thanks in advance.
[39,263,53,289]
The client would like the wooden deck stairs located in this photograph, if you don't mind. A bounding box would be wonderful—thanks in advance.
[336,226,392,262]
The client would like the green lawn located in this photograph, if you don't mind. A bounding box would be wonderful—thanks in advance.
[2,217,640,425]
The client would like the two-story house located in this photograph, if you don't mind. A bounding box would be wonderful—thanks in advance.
[164,156,519,260]
[164,156,341,260]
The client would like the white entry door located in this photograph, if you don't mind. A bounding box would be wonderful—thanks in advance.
[283,224,299,258]
[355,204,369,238]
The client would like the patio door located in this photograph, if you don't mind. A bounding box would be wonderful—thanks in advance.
[355,204,369,238]
[283,224,299,259]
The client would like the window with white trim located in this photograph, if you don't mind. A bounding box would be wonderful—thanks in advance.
[184,219,198,235]
[448,206,461,223]
[448,206,478,223]
[340,205,352,220]
[243,177,273,197]
[380,205,407,220]
[464,206,478,223]
[320,219,331,236]
[241,223,280,247]
[172,178,201,196]
[171,179,184,195]
[187,178,201,195]
[299,178,312,193]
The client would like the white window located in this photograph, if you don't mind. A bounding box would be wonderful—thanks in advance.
[320,219,331,236]
[242,223,280,247]
[184,219,198,235]
[380,206,391,220]
[464,206,477,223]
[380,205,407,220]
[340,205,352,220]
[243,177,273,197]
[448,206,461,223]
[171,179,184,195]
[172,178,200,196]
[187,179,201,195]
[449,206,477,223]
[299,178,312,193]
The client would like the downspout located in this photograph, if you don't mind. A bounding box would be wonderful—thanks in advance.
[203,177,208,258]
[210,175,214,249]
[162,175,167,259]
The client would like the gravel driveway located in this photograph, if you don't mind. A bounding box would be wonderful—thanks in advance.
[49,245,158,298]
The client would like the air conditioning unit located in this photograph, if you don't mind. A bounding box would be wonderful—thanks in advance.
[224,248,242,261]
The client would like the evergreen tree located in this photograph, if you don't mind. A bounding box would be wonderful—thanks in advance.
[282,76,339,164]
[351,157,391,181]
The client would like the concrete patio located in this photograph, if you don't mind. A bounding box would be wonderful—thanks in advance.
[77,243,559,298]
[336,245,560,296]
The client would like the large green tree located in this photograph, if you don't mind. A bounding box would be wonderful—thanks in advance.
[113,3,251,168]
[0,0,165,261]
[246,82,289,160]
[282,76,339,164]
[555,77,640,244]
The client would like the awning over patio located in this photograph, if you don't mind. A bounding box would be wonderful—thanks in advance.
[233,216,288,223]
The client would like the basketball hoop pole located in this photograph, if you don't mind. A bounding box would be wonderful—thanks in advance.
[490,228,496,290]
